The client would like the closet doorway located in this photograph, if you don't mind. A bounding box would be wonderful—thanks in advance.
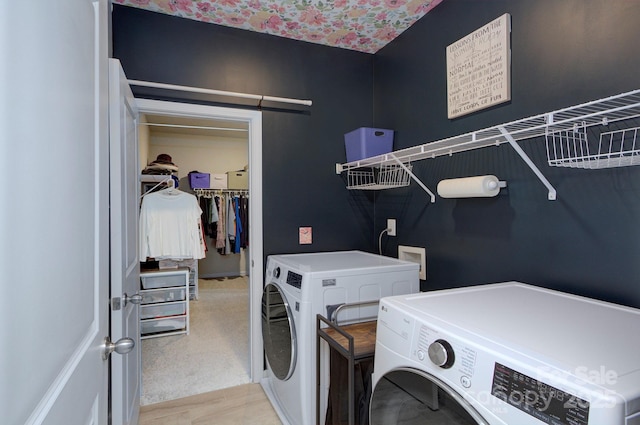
[135,99,263,405]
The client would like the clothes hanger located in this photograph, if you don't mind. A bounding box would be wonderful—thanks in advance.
[141,175,174,198]
[161,177,181,195]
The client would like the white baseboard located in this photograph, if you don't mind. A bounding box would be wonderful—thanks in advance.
[199,271,248,279]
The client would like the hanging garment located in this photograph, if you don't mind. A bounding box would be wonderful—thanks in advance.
[234,196,242,254]
[198,215,208,254]
[239,195,249,249]
[215,194,226,250]
[139,188,206,260]
[210,196,219,224]
[198,196,212,237]
[210,196,218,239]
[225,196,236,255]
[197,195,219,239]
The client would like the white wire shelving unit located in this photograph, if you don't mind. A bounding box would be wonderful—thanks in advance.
[336,89,640,202]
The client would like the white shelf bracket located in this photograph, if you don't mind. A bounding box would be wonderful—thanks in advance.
[389,154,436,203]
[498,126,557,201]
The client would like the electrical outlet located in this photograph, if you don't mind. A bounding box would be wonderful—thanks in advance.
[387,218,396,236]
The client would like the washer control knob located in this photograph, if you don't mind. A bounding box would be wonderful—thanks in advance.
[273,267,281,278]
[417,350,426,361]
[428,339,455,369]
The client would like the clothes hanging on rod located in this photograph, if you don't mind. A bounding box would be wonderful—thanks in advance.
[227,195,236,254]
[228,194,248,254]
[140,186,206,260]
[216,194,226,250]
[195,190,249,255]
[198,195,217,239]
[238,195,249,249]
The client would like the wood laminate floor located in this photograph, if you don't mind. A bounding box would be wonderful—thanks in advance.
[139,383,282,425]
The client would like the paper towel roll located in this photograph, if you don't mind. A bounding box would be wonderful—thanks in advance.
[437,175,502,198]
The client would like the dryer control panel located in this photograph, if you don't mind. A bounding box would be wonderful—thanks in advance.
[492,362,590,425]
[286,271,302,289]
[414,325,478,382]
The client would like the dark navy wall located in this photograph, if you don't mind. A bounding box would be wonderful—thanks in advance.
[113,2,640,308]
[112,5,376,259]
[373,0,640,307]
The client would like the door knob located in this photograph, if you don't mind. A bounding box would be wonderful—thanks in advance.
[102,337,135,360]
[123,293,143,306]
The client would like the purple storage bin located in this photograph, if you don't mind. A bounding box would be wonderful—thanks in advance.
[344,127,394,162]
[188,172,210,189]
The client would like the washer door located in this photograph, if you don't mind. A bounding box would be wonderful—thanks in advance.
[370,368,487,425]
[261,282,297,381]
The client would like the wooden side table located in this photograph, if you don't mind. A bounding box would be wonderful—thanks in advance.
[316,314,377,425]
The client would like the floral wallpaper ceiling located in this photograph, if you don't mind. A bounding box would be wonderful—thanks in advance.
[115,0,444,54]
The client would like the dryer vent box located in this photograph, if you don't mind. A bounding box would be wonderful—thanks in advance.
[398,245,426,280]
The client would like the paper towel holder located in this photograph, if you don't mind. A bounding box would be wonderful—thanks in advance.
[437,175,507,199]
[489,179,508,190]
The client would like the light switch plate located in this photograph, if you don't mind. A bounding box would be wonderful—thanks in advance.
[299,227,312,244]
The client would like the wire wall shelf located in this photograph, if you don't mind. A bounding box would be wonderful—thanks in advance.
[546,124,640,169]
[336,88,640,201]
[346,164,412,190]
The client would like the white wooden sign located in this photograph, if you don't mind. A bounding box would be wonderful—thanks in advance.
[447,13,511,119]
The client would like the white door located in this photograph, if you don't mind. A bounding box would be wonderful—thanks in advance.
[0,1,111,424]
[109,59,141,425]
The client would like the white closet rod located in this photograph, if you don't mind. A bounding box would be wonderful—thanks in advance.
[128,79,313,107]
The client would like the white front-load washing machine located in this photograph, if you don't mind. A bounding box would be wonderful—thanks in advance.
[370,281,640,425]
[261,250,420,425]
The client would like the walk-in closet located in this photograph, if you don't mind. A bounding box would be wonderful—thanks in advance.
[138,112,251,405]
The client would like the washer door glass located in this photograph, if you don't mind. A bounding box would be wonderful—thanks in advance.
[261,282,296,381]
[370,369,486,425]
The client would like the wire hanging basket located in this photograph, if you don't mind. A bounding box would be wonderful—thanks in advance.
[346,163,412,190]
[546,122,640,169]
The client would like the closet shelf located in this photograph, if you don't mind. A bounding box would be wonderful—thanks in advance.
[336,88,640,201]
[140,174,173,183]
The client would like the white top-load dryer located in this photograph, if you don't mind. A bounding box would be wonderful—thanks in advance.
[261,250,420,425]
[370,281,640,425]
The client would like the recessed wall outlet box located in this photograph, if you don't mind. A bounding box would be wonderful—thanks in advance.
[387,218,396,236]
[398,245,426,280]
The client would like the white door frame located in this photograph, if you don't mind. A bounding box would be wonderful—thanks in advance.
[134,98,264,383]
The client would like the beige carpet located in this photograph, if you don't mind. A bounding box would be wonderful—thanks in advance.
[141,276,251,405]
